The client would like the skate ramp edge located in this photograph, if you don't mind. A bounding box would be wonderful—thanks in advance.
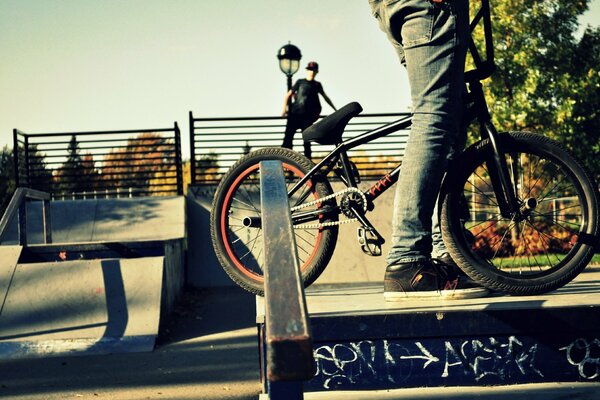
[0,196,185,245]
[0,255,166,360]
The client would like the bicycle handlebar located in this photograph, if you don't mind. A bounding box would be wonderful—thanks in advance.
[465,0,496,83]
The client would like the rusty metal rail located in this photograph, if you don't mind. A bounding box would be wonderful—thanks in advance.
[260,160,313,399]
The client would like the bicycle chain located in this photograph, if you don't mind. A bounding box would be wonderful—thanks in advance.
[290,187,366,230]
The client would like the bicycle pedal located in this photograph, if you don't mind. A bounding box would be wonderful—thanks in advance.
[357,227,383,257]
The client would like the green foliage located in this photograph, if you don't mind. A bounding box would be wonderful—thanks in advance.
[57,135,85,193]
[0,146,16,216]
[55,135,101,195]
[0,144,51,216]
[471,0,600,179]
[26,143,52,193]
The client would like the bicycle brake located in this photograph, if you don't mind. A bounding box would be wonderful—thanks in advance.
[357,227,383,257]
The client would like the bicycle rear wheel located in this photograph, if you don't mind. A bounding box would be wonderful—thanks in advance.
[441,131,599,295]
[210,147,339,296]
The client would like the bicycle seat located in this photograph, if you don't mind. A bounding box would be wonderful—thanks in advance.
[303,102,363,145]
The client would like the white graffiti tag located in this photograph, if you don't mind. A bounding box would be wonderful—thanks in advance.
[445,336,543,380]
[561,338,600,379]
[312,336,543,389]
[313,341,375,389]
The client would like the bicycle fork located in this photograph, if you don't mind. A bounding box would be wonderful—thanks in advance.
[469,79,522,219]
[482,121,521,218]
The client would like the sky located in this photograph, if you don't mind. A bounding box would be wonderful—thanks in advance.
[1,0,599,159]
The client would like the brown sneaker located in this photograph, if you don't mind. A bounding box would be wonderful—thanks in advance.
[384,259,489,301]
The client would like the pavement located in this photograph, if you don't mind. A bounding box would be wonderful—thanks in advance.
[0,286,262,400]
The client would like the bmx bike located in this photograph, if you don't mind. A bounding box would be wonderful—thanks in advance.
[210,0,599,296]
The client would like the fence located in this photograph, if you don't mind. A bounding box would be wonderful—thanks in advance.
[189,110,412,185]
[13,125,183,199]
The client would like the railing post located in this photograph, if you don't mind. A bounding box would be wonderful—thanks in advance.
[260,160,313,400]
[189,111,196,186]
[42,197,52,244]
[23,135,30,188]
[174,122,184,195]
[18,201,27,246]
[12,129,19,188]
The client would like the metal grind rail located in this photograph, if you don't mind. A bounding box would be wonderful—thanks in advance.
[260,160,314,400]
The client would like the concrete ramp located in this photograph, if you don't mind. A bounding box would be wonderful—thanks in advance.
[0,196,185,245]
[0,246,22,310]
[0,195,186,360]
[0,256,164,359]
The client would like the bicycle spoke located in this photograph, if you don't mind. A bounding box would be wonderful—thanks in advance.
[523,156,545,199]
[240,186,261,214]
[531,210,581,234]
[232,193,260,214]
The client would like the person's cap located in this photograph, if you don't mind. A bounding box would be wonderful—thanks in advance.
[306,61,319,71]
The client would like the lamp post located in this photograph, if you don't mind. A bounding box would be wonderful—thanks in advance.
[277,43,302,91]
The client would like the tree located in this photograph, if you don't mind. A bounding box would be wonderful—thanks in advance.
[56,135,86,194]
[0,144,51,215]
[195,153,220,184]
[101,133,174,195]
[472,0,600,178]
[0,146,16,216]
[242,141,251,155]
[149,160,190,195]
[27,143,52,193]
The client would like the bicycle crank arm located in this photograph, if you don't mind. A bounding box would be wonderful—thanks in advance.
[349,205,385,244]
[348,204,385,256]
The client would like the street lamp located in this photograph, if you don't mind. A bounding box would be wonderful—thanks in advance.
[277,43,302,91]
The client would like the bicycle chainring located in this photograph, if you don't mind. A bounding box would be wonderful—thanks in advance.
[340,190,368,218]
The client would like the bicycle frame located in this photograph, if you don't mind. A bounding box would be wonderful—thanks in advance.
[288,0,519,226]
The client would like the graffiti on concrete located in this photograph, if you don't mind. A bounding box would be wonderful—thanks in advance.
[313,336,545,389]
[561,338,600,380]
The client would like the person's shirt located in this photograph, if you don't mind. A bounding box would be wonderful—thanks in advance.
[290,79,324,117]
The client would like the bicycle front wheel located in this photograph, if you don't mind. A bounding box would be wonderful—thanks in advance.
[210,147,339,296]
[441,132,599,295]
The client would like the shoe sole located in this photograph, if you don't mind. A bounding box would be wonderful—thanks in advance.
[384,287,490,301]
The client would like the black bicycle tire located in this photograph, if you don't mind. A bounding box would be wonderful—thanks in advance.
[210,147,339,296]
[441,131,599,295]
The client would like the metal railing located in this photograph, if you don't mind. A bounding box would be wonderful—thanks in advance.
[189,110,411,185]
[0,188,52,246]
[13,124,183,199]
[260,160,313,399]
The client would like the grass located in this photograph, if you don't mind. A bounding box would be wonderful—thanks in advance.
[488,252,600,270]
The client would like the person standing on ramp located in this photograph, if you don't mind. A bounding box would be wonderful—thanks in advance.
[281,61,336,159]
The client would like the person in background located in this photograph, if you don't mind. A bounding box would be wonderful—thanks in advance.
[281,61,336,159]
[369,0,489,300]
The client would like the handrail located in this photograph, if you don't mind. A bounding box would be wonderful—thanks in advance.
[13,124,183,198]
[0,188,52,246]
[260,160,313,399]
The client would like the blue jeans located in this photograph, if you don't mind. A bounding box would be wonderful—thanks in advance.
[369,0,469,264]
